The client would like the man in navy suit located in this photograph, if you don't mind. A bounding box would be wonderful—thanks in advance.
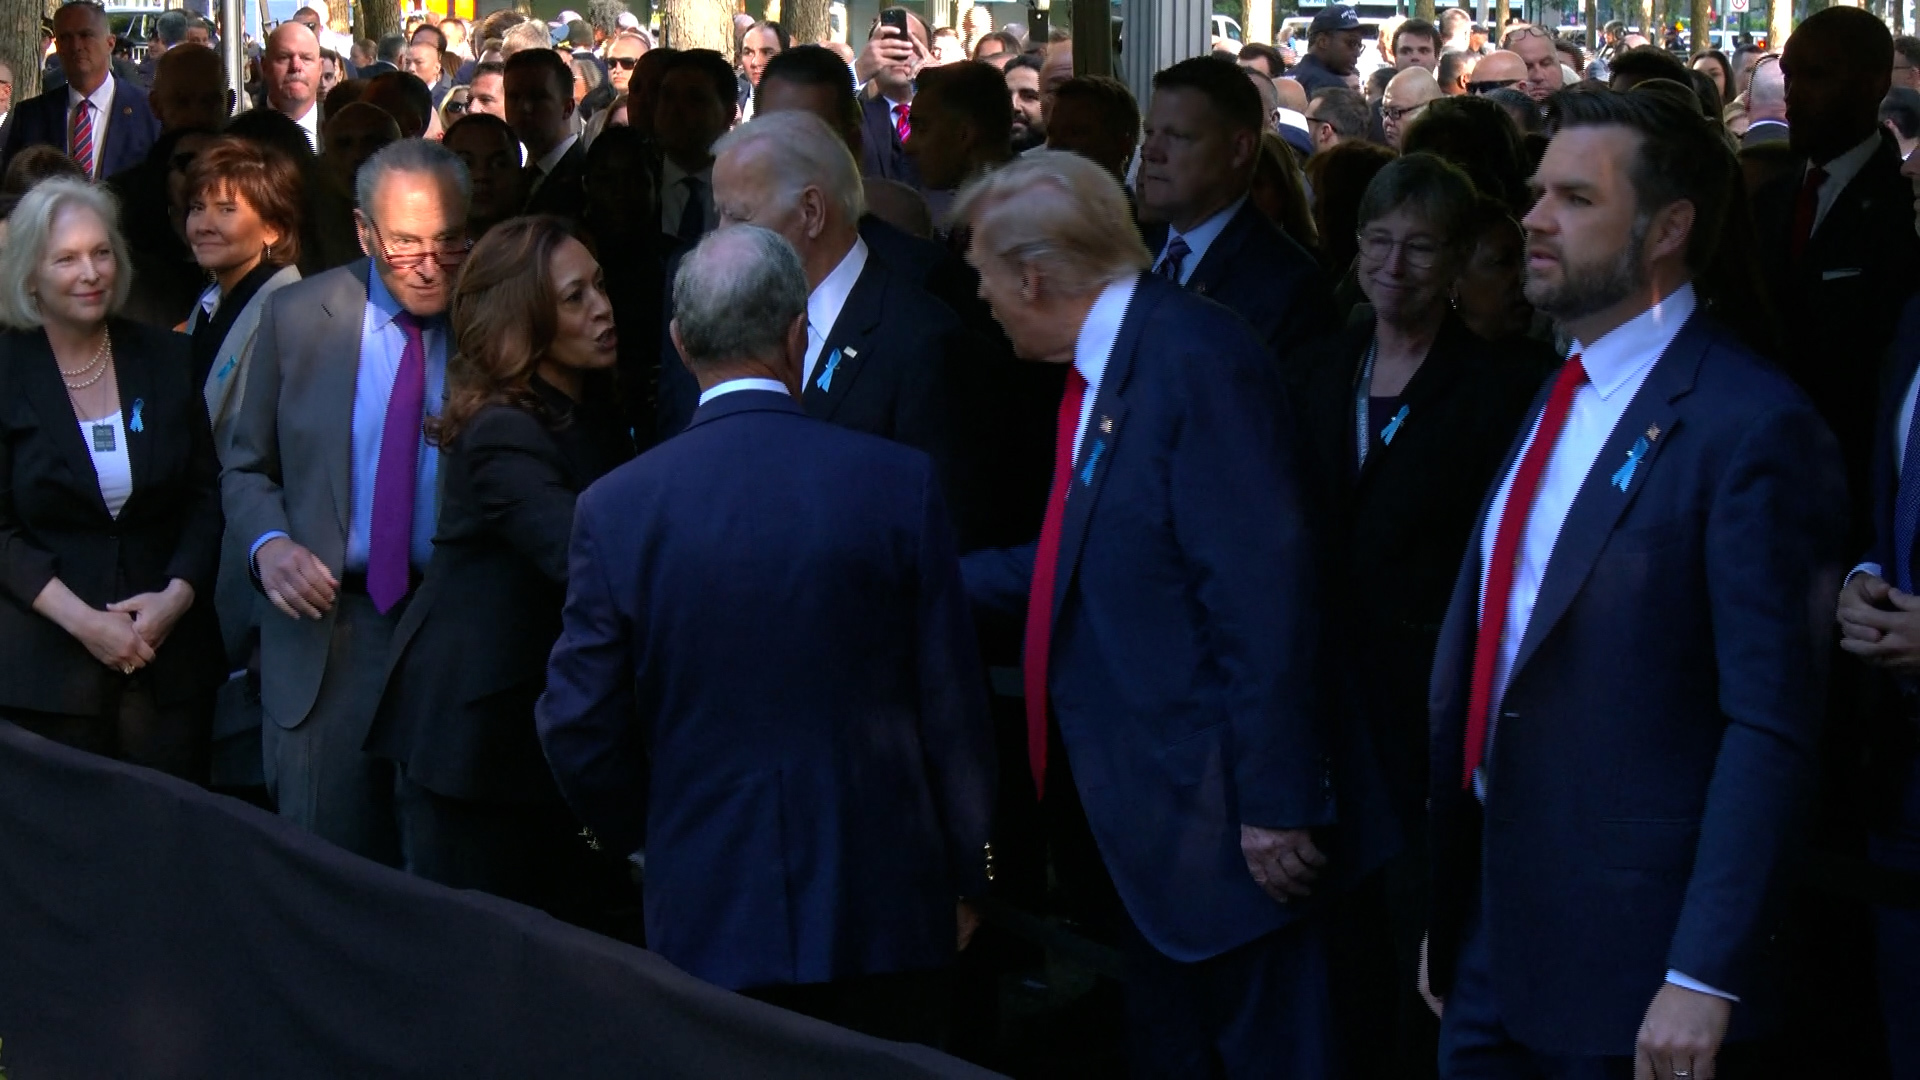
[536,225,995,1046]
[857,9,930,196]
[1425,89,1847,1079]
[2,2,160,180]
[954,149,1394,1076]
[1137,57,1330,365]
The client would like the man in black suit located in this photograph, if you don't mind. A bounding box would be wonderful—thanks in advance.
[1753,7,1920,542]
[654,49,735,245]
[504,48,583,221]
[1137,57,1331,365]
[857,8,930,194]
[1,2,160,180]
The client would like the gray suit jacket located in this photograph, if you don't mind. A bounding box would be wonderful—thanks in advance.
[220,262,372,731]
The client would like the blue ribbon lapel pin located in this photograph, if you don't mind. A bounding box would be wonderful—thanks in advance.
[1610,425,1660,491]
[1079,438,1106,486]
[129,399,145,434]
[817,346,855,393]
[1381,404,1409,445]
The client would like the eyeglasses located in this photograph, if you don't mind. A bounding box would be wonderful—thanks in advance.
[366,221,471,271]
[1357,231,1444,269]
[1383,101,1431,122]
[1468,78,1520,94]
[608,56,640,69]
[1504,26,1551,45]
[444,99,468,115]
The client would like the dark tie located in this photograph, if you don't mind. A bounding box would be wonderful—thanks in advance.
[1157,236,1191,282]
[1461,354,1588,790]
[1022,366,1089,800]
[1791,165,1827,262]
[368,311,428,613]
[677,176,706,243]
[1896,384,1920,593]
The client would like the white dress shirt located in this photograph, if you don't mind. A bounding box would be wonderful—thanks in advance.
[660,158,714,236]
[803,239,868,385]
[288,99,320,152]
[1475,283,1733,1002]
[1151,195,1246,285]
[528,133,578,196]
[1808,130,1882,237]
[1069,275,1141,462]
[80,410,133,518]
[67,75,116,179]
[699,376,790,405]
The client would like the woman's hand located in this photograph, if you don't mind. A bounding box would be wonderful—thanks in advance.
[107,578,196,651]
[73,608,156,672]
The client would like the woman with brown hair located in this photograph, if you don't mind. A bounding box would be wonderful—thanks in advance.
[368,215,638,934]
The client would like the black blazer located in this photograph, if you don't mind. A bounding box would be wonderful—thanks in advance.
[857,93,922,191]
[1288,316,1553,822]
[0,319,225,715]
[522,140,588,221]
[368,378,633,803]
[1144,200,1334,364]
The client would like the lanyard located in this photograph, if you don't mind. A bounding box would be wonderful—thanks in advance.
[1353,339,1377,470]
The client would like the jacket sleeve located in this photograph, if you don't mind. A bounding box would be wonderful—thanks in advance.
[911,462,996,898]
[218,289,294,576]
[1666,402,1847,995]
[535,490,648,856]
[163,336,227,597]
[960,542,1037,624]
[463,407,579,584]
[0,367,59,608]
[1169,334,1334,831]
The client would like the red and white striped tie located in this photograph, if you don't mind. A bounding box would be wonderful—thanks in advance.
[69,99,94,178]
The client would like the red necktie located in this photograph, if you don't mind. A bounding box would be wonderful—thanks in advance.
[1023,366,1089,800]
[69,99,94,178]
[1790,165,1827,262]
[895,101,912,144]
[1460,355,1587,790]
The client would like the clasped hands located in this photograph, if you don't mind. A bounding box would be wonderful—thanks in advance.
[1239,824,1325,904]
[1837,571,1920,674]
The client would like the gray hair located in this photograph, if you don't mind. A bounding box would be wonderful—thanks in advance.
[673,225,809,367]
[155,9,189,45]
[712,110,867,224]
[354,138,471,223]
[949,148,1150,296]
[1356,152,1480,256]
[0,178,132,330]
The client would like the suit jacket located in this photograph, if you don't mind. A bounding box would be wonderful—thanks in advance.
[1425,313,1847,1055]
[523,139,587,221]
[536,389,995,990]
[1289,317,1553,824]
[0,76,160,179]
[1143,200,1333,364]
[962,273,1396,962]
[0,320,225,715]
[220,262,376,731]
[858,94,923,191]
[369,379,631,803]
[1750,131,1920,545]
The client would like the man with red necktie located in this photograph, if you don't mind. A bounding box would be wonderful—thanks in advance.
[1424,88,1846,1080]
[0,2,158,179]
[956,149,1394,1078]
[223,140,469,866]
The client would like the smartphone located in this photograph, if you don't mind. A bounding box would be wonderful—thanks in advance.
[880,8,908,38]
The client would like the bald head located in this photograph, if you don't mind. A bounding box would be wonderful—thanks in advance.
[1383,67,1441,148]
[265,21,322,116]
[150,42,228,133]
[1748,57,1785,121]
[1783,6,1893,161]
[1475,50,1526,85]
[1275,76,1308,113]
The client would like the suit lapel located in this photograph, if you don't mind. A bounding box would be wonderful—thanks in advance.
[1050,275,1147,621]
[319,264,372,537]
[802,259,882,421]
[113,321,156,498]
[1181,201,1256,300]
[21,330,110,520]
[1506,318,1704,682]
[101,80,138,176]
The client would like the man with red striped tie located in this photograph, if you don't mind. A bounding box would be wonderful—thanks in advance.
[956,149,1394,1078]
[1423,88,1847,1080]
[0,2,158,181]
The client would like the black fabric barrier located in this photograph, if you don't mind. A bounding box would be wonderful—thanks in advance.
[0,723,1001,1079]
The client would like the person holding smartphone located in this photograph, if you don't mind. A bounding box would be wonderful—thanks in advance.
[855,7,931,194]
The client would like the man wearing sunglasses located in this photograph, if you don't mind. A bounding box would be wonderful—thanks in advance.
[224,140,472,867]
[1466,49,1526,95]
[605,31,648,97]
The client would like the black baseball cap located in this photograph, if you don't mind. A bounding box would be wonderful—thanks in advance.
[1310,5,1362,36]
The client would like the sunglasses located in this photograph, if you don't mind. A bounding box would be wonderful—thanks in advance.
[1468,78,1520,93]
[1504,26,1551,44]
[444,100,468,115]
[608,56,640,69]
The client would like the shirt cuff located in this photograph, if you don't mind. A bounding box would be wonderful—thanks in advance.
[1666,969,1739,1002]
[1848,562,1884,587]
[249,531,290,575]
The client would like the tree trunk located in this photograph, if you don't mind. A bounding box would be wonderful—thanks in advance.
[1416,0,1437,22]
[786,0,830,45]
[1769,0,1791,47]
[0,0,43,103]
[1247,0,1274,44]
[1585,0,1598,60]
[356,0,402,43]
[662,0,735,51]
[1074,0,1114,72]
[1691,0,1709,55]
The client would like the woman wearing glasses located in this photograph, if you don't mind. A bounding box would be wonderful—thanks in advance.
[367,216,636,931]
[1287,155,1553,1076]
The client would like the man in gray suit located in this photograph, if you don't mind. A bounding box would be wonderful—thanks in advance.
[222,139,470,863]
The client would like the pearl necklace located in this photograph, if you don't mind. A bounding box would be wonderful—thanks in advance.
[60,328,113,391]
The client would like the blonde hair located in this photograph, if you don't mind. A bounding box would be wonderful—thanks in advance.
[949,149,1149,296]
[0,178,132,330]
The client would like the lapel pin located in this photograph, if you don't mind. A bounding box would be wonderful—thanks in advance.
[816,349,842,393]
[1610,435,1649,491]
[129,399,145,434]
[1099,416,1113,434]
[216,356,237,383]
[1382,404,1410,445]
[1646,423,1662,442]
[1079,438,1107,486]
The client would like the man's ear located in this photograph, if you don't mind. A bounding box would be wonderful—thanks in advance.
[1645,199,1696,270]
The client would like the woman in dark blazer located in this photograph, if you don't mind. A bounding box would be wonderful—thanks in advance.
[367,216,636,931]
[1289,155,1553,1079]
[0,178,225,782]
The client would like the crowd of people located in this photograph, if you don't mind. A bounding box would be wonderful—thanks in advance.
[0,0,1918,1077]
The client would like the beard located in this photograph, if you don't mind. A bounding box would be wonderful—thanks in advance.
[1525,217,1648,325]
[1011,123,1045,153]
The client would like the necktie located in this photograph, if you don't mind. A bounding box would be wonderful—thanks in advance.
[1460,354,1588,790]
[368,310,428,614]
[1895,385,1920,593]
[677,176,706,243]
[895,101,912,144]
[1022,365,1089,800]
[69,99,94,178]
[1791,165,1828,262]
[1157,236,1191,282]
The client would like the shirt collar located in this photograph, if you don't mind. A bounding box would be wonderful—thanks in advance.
[68,73,114,112]
[1568,282,1695,399]
[196,282,221,319]
[1072,274,1142,391]
[365,260,423,332]
[1167,194,1247,268]
[1810,129,1882,189]
[698,376,791,405]
[661,157,712,188]
[808,238,869,339]
[534,132,579,175]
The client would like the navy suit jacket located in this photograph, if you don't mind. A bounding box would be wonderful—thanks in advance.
[1865,296,1920,582]
[1143,199,1332,364]
[962,273,1394,963]
[0,77,159,179]
[536,390,995,991]
[1426,313,1848,1056]
[858,94,922,191]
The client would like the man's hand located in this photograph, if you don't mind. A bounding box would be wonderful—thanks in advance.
[1838,573,1920,675]
[854,25,922,85]
[1418,933,1444,1018]
[256,536,338,620]
[957,900,980,952]
[1635,983,1731,1080]
[1240,824,1326,903]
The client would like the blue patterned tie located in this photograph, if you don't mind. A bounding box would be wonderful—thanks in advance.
[1895,386,1920,592]
[1157,236,1191,282]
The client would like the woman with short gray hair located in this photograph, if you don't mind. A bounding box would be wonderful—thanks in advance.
[0,178,226,782]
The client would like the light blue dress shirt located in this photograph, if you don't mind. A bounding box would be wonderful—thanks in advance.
[1152,195,1248,286]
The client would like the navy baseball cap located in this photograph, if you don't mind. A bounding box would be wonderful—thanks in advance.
[1310,5,1362,36]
